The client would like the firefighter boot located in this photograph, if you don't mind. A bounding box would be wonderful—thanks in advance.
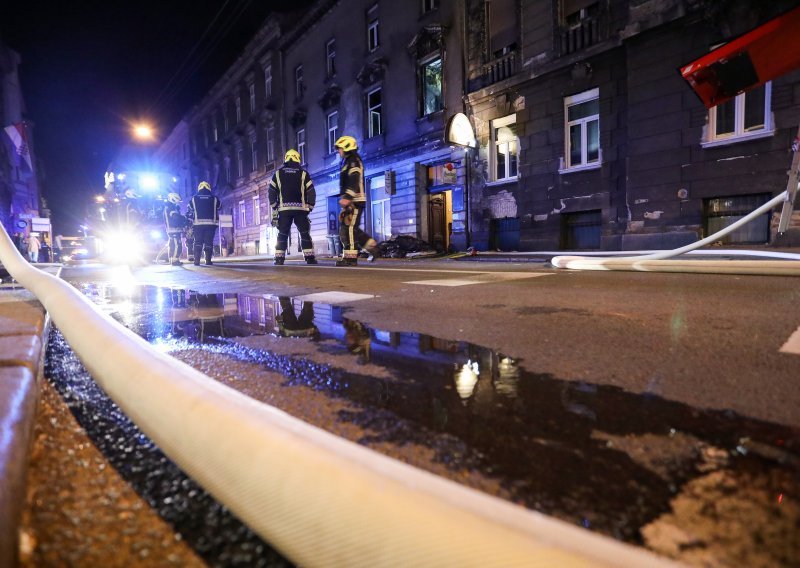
[274,256,285,265]
[305,255,318,265]
[335,257,357,267]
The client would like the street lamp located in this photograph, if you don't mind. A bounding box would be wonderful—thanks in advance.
[133,123,154,141]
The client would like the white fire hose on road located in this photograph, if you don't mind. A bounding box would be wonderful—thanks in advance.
[0,225,680,566]
[552,190,800,275]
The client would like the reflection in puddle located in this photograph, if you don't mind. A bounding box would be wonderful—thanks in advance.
[79,283,800,564]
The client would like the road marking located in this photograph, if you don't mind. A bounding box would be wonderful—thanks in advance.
[779,325,800,355]
[294,291,375,304]
[404,273,553,286]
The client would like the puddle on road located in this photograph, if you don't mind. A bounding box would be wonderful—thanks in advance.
[76,282,800,566]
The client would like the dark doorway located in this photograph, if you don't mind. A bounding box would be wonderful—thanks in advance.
[562,210,601,250]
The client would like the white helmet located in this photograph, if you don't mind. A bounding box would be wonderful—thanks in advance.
[167,192,182,204]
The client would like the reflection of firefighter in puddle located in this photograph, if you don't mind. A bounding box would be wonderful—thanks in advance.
[276,297,320,339]
[171,290,225,342]
[343,319,371,362]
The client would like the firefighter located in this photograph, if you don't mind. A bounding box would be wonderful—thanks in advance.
[334,135,378,267]
[123,189,142,227]
[186,181,221,266]
[163,192,186,266]
[268,149,317,265]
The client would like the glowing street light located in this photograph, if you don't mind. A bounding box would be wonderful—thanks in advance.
[133,123,154,140]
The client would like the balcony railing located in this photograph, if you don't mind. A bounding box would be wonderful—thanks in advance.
[481,49,519,88]
[559,16,600,55]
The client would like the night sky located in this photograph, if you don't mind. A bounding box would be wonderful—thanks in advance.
[1,1,309,234]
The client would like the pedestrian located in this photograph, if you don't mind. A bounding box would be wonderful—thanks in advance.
[163,192,186,266]
[186,181,221,266]
[268,149,318,265]
[54,233,63,262]
[12,232,24,255]
[334,135,378,267]
[26,233,41,263]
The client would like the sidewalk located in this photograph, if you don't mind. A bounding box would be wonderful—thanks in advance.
[0,267,56,567]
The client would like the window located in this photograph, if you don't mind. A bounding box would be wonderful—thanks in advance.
[420,56,443,116]
[266,127,275,162]
[563,88,600,170]
[295,65,304,99]
[327,111,339,154]
[237,148,244,178]
[487,0,517,57]
[367,88,382,137]
[422,0,438,13]
[490,115,519,181]
[264,65,272,99]
[236,96,242,122]
[238,200,246,227]
[706,83,772,146]
[297,129,306,165]
[249,83,256,113]
[326,39,336,77]
[367,5,379,52]
[251,137,258,171]
[225,157,231,182]
[212,116,218,142]
[253,194,261,225]
[563,0,599,28]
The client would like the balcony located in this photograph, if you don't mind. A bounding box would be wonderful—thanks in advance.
[559,15,601,56]
[481,49,519,88]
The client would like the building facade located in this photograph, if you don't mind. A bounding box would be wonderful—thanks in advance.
[465,0,800,251]
[163,0,800,255]
[0,41,41,239]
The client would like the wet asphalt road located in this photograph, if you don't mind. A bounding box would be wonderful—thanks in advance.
[44,258,800,566]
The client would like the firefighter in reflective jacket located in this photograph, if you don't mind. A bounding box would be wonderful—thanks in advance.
[186,181,221,266]
[163,192,185,266]
[335,135,378,267]
[276,297,320,339]
[268,149,317,265]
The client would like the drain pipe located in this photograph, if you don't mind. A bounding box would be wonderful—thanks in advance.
[552,190,800,275]
[0,226,680,568]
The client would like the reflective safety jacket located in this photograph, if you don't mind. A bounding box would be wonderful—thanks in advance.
[339,151,365,205]
[268,162,316,212]
[163,202,185,234]
[186,188,221,226]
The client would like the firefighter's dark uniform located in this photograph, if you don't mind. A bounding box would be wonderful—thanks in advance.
[338,150,376,265]
[163,201,185,265]
[268,161,317,264]
[186,185,221,266]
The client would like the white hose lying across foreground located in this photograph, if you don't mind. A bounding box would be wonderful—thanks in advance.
[552,190,800,275]
[0,226,680,567]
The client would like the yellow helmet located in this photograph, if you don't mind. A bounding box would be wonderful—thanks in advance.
[334,135,358,152]
[284,149,301,163]
[197,181,211,191]
[167,192,182,204]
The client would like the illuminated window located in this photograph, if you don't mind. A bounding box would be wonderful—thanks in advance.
[367,5,379,52]
[264,64,272,99]
[420,55,443,116]
[326,39,336,77]
[367,88,382,137]
[250,136,258,171]
[706,83,772,146]
[563,88,600,170]
[491,114,518,181]
[266,127,275,162]
[253,194,261,225]
[327,111,339,154]
[297,129,306,165]
[237,148,244,178]
[212,115,218,142]
[238,200,246,227]
[295,65,304,99]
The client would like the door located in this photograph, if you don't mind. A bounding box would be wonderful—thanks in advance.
[428,194,447,252]
[371,198,391,243]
